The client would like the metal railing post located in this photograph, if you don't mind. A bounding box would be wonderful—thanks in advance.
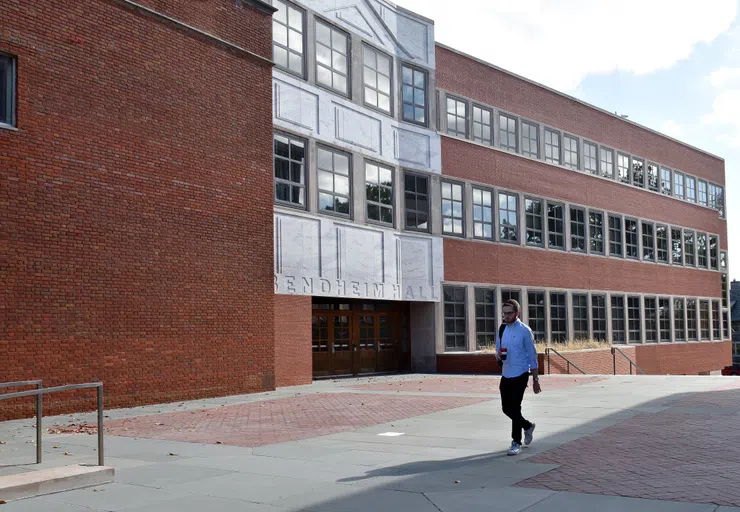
[547,348,551,374]
[612,348,616,375]
[36,381,42,464]
[97,384,104,466]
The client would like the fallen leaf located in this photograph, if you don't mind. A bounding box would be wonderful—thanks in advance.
[0,441,6,445]
[455,480,460,484]
[168,453,178,456]
[215,441,223,444]
[53,445,61,449]
[64,452,72,456]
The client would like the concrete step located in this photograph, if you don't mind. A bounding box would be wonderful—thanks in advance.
[0,464,114,502]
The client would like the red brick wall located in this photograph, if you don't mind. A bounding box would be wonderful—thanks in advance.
[436,45,725,186]
[634,341,731,375]
[1,1,275,420]
[274,294,313,387]
[437,341,732,375]
[437,342,732,376]
[444,238,723,298]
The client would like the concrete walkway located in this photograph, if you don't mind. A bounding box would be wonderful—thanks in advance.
[1,374,739,511]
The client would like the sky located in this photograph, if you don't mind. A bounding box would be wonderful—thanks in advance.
[396,0,740,281]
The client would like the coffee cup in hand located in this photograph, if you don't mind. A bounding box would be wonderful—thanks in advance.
[500,347,507,361]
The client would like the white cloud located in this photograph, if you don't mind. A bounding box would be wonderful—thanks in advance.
[702,68,740,148]
[707,66,740,88]
[659,120,683,139]
[396,0,737,91]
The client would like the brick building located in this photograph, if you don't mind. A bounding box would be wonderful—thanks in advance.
[1,0,733,419]
[1,0,278,418]
[270,0,731,380]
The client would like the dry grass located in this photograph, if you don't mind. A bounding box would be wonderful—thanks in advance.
[479,338,611,354]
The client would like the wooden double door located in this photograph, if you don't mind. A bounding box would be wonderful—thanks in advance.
[312,304,403,377]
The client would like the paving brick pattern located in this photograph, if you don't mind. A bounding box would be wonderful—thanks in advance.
[351,375,606,394]
[518,388,740,506]
[104,393,490,447]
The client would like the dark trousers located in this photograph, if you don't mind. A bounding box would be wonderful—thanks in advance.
[499,372,532,444]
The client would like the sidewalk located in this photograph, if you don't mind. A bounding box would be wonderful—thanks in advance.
[1,374,739,511]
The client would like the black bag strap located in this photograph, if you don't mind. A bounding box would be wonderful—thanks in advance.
[498,323,506,345]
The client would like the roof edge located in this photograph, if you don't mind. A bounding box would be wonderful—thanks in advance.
[435,42,725,163]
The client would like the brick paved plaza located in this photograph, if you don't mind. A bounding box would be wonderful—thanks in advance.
[1,374,739,511]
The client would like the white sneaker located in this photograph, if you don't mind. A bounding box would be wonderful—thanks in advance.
[524,423,536,446]
[507,441,522,456]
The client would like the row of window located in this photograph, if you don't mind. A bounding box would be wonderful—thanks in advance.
[440,180,726,272]
[271,0,428,125]
[442,92,726,217]
[275,132,727,273]
[0,53,16,127]
[443,286,730,350]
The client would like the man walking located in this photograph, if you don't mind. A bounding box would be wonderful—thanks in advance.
[496,299,541,456]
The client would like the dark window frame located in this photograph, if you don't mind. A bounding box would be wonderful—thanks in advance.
[525,197,544,247]
[498,111,518,152]
[0,53,16,127]
[441,180,465,237]
[472,186,494,241]
[547,202,565,250]
[445,95,468,138]
[273,131,307,209]
[314,17,351,97]
[403,171,430,232]
[570,207,586,253]
[316,144,352,218]
[401,63,428,126]
[444,286,467,351]
[474,288,497,350]
[550,292,568,342]
[365,160,394,226]
[472,104,493,145]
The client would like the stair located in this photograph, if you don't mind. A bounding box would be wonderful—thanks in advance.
[0,464,114,502]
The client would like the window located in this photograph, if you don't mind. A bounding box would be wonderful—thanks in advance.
[362,45,392,113]
[687,299,698,341]
[656,225,668,263]
[441,181,464,236]
[402,65,426,125]
[625,219,638,259]
[501,289,521,305]
[674,172,685,200]
[272,0,304,76]
[525,198,544,247]
[698,180,708,206]
[684,230,696,266]
[660,167,672,195]
[499,113,517,152]
[528,291,546,342]
[570,207,586,253]
[600,148,614,179]
[365,162,393,225]
[315,20,349,95]
[563,135,579,170]
[611,296,626,343]
[444,286,466,350]
[632,157,645,188]
[472,105,493,145]
[659,298,671,342]
[472,188,493,240]
[609,215,623,257]
[642,222,654,261]
[647,163,659,191]
[709,235,718,270]
[709,184,724,215]
[720,251,728,272]
[645,297,658,342]
[544,129,560,165]
[274,133,306,207]
[712,301,721,339]
[404,173,429,231]
[317,146,351,215]
[573,294,589,339]
[722,274,728,308]
[686,176,696,202]
[627,296,641,343]
[697,232,708,268]
[584,141,598,175]
[499,192,519,243]
[475,288,496,350]
[446,96,468,138]
[671,228,683,265]
[700,300,710,339]
[617,153,630,184]
[550,292,567,342]
[522,121,539,158]
[589,211,604,254]
[592,295,607,341]
[674,298,685,341]
[547,203,565,249]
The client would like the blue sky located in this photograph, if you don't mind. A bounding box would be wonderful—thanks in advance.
[397,0,739,281]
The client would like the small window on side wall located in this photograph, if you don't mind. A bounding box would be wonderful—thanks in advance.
[401,64,426,126]
[0,54,16,127]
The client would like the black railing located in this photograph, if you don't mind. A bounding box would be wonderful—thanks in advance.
[611,347,646,375]
[545,347,586,375]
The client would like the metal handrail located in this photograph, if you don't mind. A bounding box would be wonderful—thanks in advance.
[0,382,104,466]
[611,347,646,375]
[0,380,43,462]
[545,347,586,375]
